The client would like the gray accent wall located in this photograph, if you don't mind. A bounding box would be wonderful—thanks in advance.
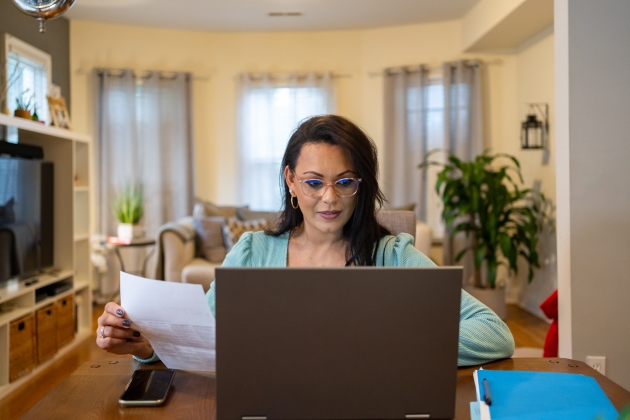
[0,2,70,107]
[557,0,630,390]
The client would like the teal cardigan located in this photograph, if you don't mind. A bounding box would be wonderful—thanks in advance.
[207,231,515,367]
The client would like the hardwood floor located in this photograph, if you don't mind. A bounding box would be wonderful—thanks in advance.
[0,303,550,419]
[505,304,550,348]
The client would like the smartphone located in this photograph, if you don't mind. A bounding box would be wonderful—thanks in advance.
[119,369,176,407]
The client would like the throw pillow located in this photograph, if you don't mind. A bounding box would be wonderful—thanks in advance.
[193,217,228,262]
[237,207,281,228]
[194,198,247,219]
[223,217,268,252]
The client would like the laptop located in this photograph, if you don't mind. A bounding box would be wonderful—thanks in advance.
[215,267,463,420]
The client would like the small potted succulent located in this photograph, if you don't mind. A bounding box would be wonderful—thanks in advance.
[113,184,145,241]
[14,90,33,120]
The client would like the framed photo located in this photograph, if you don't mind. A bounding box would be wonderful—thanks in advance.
[47,95,72,129]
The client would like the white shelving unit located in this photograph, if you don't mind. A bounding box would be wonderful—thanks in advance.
[0,114,93,400]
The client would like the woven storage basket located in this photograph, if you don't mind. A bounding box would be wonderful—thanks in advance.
[56,295,75,348]
[9,313,37,382]
[36,304,58,364]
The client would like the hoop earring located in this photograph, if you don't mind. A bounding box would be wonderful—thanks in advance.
[291,195,299,210]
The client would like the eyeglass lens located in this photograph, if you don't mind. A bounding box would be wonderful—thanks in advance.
[301,178,360,197]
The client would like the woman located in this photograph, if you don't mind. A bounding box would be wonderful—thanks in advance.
[97,115,514,366]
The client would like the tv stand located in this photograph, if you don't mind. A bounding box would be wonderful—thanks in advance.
[0,113,93,400]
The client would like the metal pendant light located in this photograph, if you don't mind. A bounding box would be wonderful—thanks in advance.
[11,0,76,33]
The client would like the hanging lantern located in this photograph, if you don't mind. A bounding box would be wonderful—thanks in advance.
[521,103,549,150]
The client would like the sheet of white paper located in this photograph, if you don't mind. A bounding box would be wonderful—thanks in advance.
[120,272,215,372]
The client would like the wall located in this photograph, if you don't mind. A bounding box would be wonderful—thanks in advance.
[0,4,70,105]
[556,0,630,390]
[462,0,526,50]
[502,32,556,318]
[70,19,506,205]
[70,22,363,204]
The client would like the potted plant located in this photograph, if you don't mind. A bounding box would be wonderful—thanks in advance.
[14,90,33,120]
[419,151,548,318]
[113,184,144,241]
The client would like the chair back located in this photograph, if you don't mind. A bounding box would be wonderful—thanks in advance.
[376,210,416,242]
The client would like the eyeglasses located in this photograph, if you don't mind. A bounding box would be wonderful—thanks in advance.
[296,176,362,198]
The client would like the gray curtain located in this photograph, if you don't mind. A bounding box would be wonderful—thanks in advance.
[441,60,485,283]
[383,65,430,222]
[93,69,195,239]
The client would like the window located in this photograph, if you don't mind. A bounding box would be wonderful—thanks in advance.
[404,75,446,239]
[4,34,52,129]
[238,76,333,211]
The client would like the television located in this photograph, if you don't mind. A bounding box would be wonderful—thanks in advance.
[0,156,54,285]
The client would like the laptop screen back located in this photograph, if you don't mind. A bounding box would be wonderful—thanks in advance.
[216,267,462,420]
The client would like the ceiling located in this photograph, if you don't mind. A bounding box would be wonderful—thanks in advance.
[65,0,482,32]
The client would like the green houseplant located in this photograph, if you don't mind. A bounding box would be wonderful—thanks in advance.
[113,184,144,241]
[14,89,33,120]
[419,150,547,290]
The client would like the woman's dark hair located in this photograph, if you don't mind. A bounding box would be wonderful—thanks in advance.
[267,114,391,266]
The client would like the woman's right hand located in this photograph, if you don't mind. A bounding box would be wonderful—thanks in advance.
[96,302,153,359]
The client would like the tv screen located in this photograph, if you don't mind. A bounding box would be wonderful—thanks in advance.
[0,157,54,284]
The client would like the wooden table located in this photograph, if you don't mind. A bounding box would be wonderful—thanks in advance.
[23,357,630,419]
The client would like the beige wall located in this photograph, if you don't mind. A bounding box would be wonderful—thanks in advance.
[501,32,557,317]
[70,19,506,205]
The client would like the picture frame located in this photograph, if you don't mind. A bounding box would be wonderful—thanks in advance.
[47,95,72,130]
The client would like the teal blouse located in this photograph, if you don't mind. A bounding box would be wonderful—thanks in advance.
[207,231,515,367]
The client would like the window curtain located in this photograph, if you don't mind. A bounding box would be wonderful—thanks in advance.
[383,65,430,222]
[236,72,335,211]
[442,60,485,283]
[93,69,195,239]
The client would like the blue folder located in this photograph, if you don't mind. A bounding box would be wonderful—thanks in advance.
[475,370,619,420]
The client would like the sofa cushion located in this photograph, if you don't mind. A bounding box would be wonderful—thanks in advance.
[181,258,221,292]
[193,198,247,219]
[391,203,416,212]
[223,217,268,251]
[193,216,228,262]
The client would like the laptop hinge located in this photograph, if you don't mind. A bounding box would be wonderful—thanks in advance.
[405,415,430,419]
[242,417,266,420]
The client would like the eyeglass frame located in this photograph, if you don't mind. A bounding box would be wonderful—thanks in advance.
[294,175,363,198]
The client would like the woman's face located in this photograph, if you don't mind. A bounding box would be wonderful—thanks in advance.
[285,143,359,238]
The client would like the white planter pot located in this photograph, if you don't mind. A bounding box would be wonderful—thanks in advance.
[117,223,144,241]
[465,285,507,320]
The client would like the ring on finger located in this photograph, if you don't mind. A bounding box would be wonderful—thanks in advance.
[100,327,106,339]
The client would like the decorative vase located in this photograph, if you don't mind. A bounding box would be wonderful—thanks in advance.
[14,109,32,119]
[117,223,144,241]
[465,285,507,320]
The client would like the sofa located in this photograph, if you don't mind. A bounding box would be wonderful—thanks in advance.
[147,202,433,292]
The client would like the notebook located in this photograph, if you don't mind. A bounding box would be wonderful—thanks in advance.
[473,370,619,420]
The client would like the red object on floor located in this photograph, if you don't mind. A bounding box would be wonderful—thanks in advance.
[540,289,559,357]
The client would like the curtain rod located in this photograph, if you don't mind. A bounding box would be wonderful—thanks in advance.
[76,68,210,81]
[367,59,502,77]
[239,71,351,80]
